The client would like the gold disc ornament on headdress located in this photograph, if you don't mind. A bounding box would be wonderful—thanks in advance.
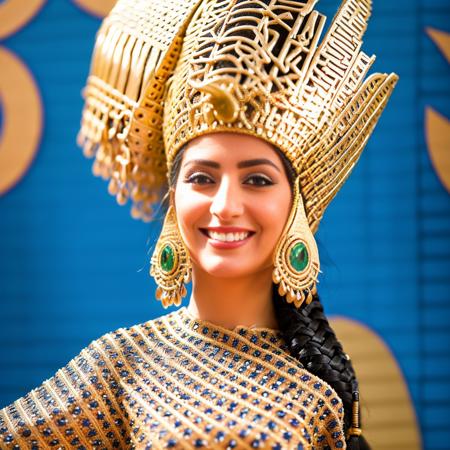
[78,0,398,308]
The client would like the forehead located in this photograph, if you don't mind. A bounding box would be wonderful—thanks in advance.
[182,132,280,163]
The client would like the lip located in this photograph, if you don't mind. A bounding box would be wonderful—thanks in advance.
[202,226,255,233]
[200,228,256,249]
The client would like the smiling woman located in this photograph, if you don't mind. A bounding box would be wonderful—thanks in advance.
[0,0,398,448]
[171,134,293,329]
[178,136,289,270]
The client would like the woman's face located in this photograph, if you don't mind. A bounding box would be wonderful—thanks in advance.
[173,132,292,279]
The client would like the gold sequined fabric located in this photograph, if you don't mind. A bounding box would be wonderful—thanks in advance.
[78,0,398,231]
[0,307,345,449]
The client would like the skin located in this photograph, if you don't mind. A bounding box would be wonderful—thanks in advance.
[171,132,293,331]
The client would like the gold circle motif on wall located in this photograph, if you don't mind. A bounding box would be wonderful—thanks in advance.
[0,47,43,196]
[72,0,116,18]
[426,28,450,195]
[330,317,422,450]
[0,0,46,39]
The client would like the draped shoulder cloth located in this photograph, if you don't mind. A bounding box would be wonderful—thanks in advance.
[77,0,398,233]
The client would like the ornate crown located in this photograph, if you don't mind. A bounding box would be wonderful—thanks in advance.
[78,0,398,233]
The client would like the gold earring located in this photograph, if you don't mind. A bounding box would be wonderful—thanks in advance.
[150,204,192,308]
[272,175,320,309]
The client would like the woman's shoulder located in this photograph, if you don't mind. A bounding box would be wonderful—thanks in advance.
[85,309,179,361]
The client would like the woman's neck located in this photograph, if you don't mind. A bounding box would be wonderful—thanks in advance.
[186,265,279,331]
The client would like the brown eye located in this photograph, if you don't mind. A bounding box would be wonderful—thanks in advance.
[245,175,273,186]
[185,173,214,184]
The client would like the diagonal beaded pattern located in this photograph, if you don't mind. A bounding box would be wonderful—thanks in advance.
[78,0,398,232]
[0,307,345,449]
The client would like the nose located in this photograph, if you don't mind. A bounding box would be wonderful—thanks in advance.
[210,175,244,221]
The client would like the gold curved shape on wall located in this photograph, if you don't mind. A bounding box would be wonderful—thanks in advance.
[72,0,116,18]
[427,27,450,63]
[425,28,450,195]
[426,107,450,194]
[330,317,422,450]
[0,0,46,40]
[0,47,43,196]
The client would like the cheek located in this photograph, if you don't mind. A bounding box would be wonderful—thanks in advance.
[252,192,291,236]
[174,187,205,235]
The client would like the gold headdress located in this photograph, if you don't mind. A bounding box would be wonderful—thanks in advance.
[78,0,398,308]
[78,0,397,230]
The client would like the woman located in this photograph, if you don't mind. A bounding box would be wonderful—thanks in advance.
[0,0,397,448]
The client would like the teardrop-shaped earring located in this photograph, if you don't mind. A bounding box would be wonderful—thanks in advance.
[272,175,321,309]
[150,204,192,308]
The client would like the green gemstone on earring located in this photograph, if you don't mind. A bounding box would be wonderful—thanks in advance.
[289,242,309,272]
[160,244,175,272]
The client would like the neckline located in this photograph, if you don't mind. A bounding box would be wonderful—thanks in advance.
[177,306,281,335]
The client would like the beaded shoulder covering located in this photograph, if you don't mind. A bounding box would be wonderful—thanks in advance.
[0,308,345,449]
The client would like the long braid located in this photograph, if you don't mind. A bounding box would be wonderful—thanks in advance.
[273,289,357,418]
[272,287,370,449]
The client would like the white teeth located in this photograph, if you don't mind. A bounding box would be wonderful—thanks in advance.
[207,230,250,242]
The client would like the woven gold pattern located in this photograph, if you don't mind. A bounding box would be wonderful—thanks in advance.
[78,0,398,231]
[0,307,346,448]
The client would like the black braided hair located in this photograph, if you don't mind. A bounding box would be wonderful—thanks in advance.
[272,288,371,450]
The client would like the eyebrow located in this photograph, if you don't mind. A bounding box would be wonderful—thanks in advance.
[183,158,281,173]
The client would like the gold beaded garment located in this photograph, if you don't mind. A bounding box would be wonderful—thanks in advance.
[0,307,345,449]
[77,0,398,233]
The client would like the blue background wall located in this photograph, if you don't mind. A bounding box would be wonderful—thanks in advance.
[0,1,449,449]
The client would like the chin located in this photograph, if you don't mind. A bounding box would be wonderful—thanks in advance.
[194,255,256,279]
[196,255,273,279]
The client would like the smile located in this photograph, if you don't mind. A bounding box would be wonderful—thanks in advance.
[200,229,256,248]
[206,230,250,242]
